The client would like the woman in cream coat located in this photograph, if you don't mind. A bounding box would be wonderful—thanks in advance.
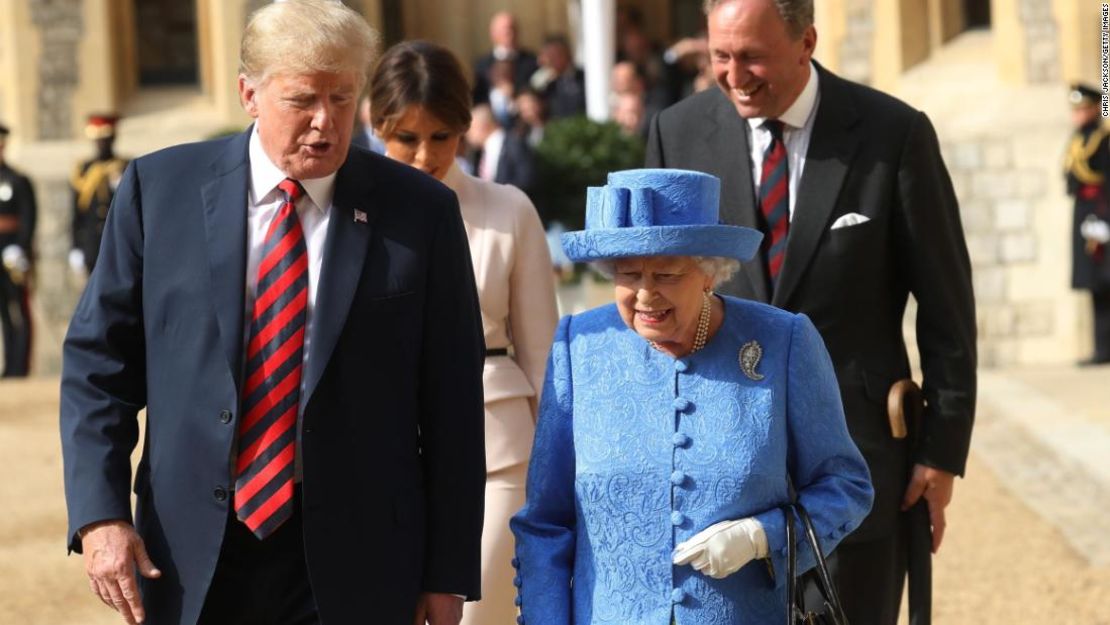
[371,40,559,624]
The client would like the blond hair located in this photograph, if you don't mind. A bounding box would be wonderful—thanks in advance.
[239,0,379,88]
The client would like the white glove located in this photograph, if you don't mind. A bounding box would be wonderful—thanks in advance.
[1081,217,1110,244]
[1,245,28,273]
[68,249,87,274]
[672,517,768,579]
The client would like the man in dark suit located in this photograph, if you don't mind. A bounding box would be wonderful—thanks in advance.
[472,12,538,107]
[0,122,36,377]
[1065,83,1110,365]
[467,105,536,193]
[60,2,486,625]
[646,1,976,624]
[534,35,586,120]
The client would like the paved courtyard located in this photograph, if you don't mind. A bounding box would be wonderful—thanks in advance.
[1,369,1107,624]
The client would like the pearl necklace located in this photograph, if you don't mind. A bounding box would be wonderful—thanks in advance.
[650,290,713,354]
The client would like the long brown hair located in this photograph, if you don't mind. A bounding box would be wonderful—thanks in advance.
[369,40,473,137]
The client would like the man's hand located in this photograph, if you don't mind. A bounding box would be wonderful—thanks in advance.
[413,592,464,625]
[901,464,956,553]
[81,520,161,624]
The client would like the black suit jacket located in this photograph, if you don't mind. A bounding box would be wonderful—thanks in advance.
[647,64,976,541]
[494,131,537,193]
[61,129,487,624]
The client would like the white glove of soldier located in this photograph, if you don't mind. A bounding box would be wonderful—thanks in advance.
[1080,217,1110,244]
[1,245,28,273]
[672,517,768,579]
[68,249,87,274]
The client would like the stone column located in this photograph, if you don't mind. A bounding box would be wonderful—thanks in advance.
[580,0,615,122]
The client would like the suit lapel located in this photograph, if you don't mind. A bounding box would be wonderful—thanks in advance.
[200,131,251,388]
[301,153,376,407]
[772,65,861,308]
[706,91,770,302]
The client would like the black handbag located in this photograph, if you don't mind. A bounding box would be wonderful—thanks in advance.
[783,502,850,625]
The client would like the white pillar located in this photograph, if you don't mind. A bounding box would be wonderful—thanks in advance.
[580,0,616,122]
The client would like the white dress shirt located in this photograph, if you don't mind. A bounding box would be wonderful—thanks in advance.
[747,62,821,221]
[243,127,334,480]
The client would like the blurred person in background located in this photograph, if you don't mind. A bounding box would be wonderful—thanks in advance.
[1064,83,1110,366]
[351,94,386,154]
[487,59,519,128]
[0,122,36,378]
[611,61,659,139]
[646,1,977,623]
[70,114,128,278]
[662,34,713,100]
[370,39,559,625]
[60,2,486,624]
[531,35,586,120]
[514,88,548,148]
[467,104,536,193]
[473,11,538,108]
[612,91,648,140]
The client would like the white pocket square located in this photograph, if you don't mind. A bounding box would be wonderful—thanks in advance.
[830,213,871,230]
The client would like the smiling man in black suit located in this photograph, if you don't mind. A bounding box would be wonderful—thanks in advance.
[646,1,977,623]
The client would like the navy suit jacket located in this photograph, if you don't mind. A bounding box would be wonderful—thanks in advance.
[61,129,487,624]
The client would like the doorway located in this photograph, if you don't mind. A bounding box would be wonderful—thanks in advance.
[964,0,991,29]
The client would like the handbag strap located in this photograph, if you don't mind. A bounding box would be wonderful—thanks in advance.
[784,504,798,625]
[794,503,850,624]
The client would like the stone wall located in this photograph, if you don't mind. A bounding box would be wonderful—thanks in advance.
[941,134,1063,367]
[1018,0,1060,83]
[837,0,874,85]
[30,0,82,140]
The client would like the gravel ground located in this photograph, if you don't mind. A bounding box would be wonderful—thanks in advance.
[2,376,1107,625]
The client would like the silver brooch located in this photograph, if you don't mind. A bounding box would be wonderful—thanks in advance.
[0,183,11,202]
[739,341,765,381]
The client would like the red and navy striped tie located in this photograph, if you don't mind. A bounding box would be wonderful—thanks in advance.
[235,178,308,539]
[759,120,790,287]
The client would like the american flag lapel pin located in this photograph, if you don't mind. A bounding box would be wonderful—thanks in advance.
[353,209,368,224]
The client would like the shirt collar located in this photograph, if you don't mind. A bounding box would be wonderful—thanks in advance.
[248,125,336,213]
[746,61,820,132]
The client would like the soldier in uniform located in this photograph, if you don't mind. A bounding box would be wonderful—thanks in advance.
[0,122,37,377]
[1065,83,1110,365]
[69,114,128,276]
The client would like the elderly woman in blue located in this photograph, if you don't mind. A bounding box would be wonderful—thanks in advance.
[510,169,873,625]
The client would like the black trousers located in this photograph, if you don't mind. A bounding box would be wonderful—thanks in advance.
[198,490,319,625]
[1093,289,1110,361]
[827,523,909,625]
[0,269,31,377]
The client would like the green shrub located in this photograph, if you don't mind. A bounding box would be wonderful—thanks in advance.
[533,116,645,231]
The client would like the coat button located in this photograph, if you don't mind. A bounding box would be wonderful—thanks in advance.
[219,410,232,424]
[511,557,520,569]
[672,588,687,603]
[513,576,522,588]
[675,359,689,373]
[671,511,685,526]
[673,433,690,448]
[672,398,691,412]
[514,596,522,607]
[516,616,525,625]
[213,487,227,502]
[670,470,687,486]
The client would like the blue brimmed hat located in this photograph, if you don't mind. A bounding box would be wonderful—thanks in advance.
[561,169,763,263]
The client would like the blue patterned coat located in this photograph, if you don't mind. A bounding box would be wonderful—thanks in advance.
[510,296,873,625]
